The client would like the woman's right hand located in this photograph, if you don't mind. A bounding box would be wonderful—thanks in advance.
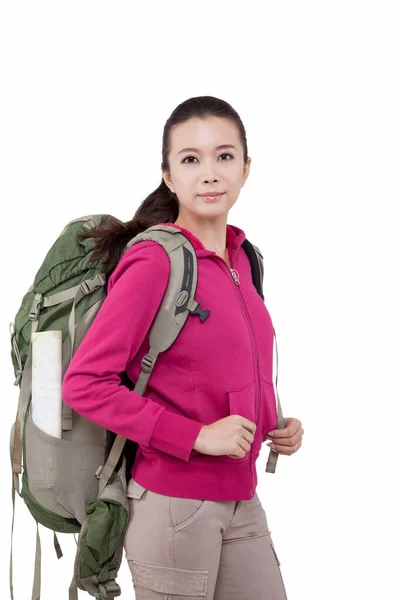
[193,415,257,459]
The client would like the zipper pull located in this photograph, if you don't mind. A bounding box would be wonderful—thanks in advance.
[230,269,240,285]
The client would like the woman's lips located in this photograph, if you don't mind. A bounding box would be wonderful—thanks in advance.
[199,193,224,202]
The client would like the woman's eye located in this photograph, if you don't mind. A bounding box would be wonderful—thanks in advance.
[182,153,234,164]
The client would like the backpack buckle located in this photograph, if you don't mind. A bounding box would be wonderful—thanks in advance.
[29,294,43,321]
[80,274,106,296]
[187,300,210,322]
[141,353,156,373]
[96,582,121,599]
[80,280,91,295]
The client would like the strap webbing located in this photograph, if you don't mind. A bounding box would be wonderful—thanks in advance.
[53,532,63,559]
[31,521,41,600]
[42,284,82,308]
[68,573,78,600]
[64,274,106,431]
[68,274,106,362]
[11,342,33,482]
[97,347,159,496]
[97,434,126,498]
[265,328,285,473]
[9,470,21,599]
[134,347,159,396]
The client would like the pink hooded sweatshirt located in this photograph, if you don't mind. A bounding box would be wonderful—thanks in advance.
[62,222,278,501]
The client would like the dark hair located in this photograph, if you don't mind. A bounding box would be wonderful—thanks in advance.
[77,95,249,278]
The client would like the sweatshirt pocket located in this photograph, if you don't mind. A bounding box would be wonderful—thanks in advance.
[228,380,257,424]
[204,380,257,464]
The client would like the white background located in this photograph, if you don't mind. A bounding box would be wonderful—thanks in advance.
[1,2,399,599]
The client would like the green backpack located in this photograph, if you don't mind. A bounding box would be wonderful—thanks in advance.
[9,214,284,600]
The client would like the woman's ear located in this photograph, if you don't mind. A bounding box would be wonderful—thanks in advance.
[241,157,252,187]
[161,169,175,194]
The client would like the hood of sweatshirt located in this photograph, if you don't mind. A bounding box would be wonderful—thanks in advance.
[156,221,246,261]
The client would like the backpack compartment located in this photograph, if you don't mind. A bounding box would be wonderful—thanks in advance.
[22,402,105,529]
[74,457,130,598]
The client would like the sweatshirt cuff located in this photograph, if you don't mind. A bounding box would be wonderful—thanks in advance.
[148,409,204,462]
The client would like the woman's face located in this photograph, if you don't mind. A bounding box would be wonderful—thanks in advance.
[162,116,251,222]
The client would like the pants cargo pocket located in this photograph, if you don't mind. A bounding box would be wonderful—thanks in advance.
[130,559,209,599]
[270,541,289,600]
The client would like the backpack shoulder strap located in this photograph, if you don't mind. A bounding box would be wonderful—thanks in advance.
[241,239,285,474]
[98,224,209,494]
[127,224,209,354]
[241,239,264,300]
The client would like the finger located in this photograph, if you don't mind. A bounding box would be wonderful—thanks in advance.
[241,420,257,435]
[265,424,301,443]
[268,428,304,447]
[268,421,303,439]
[284,427,303,445]
[271,438,302,455]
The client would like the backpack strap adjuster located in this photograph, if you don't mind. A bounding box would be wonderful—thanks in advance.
[141,351,157,374]
[79,280,91,295]
[80,274,106,296]
[29,293,43,321]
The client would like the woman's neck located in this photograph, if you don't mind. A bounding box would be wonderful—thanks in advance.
[173,217,228,258]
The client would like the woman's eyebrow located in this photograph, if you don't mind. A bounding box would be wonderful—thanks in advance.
[177,144,237,156]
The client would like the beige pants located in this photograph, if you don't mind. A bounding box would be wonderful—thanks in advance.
[123,478,288,600]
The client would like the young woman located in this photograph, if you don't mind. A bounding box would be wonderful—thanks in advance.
[62,96,304,599]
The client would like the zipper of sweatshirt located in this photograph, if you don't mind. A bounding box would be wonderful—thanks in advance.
[213,249,260,498]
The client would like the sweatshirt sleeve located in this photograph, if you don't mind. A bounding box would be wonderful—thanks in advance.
[61,241,204,462]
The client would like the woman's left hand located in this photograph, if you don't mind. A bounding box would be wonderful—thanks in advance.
[264,417,304,455]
